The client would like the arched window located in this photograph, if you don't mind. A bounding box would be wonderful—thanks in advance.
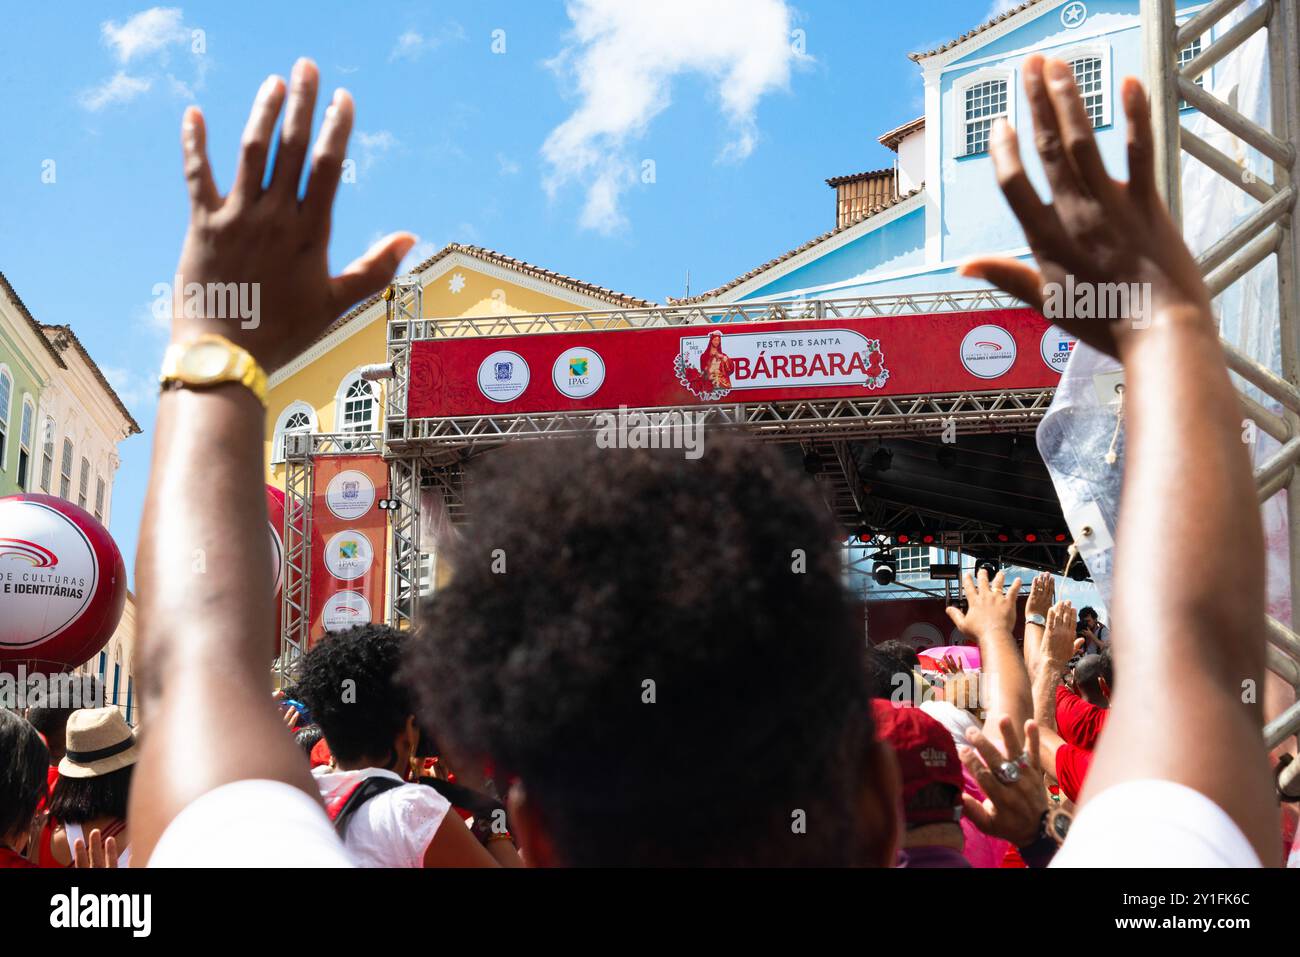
[60,438,74,499]
[0,367,11,471]
[94,476,106,523]
[271,401,317,463]
[17,398,34,490]
[78,455,90,509]
[335,372,378,450]
[39,419,55,492]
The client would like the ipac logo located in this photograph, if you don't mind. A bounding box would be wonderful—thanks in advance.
[323,530,374,581]
[1040,327,1078,374]
[552,346,606,399]
[477,350,530,403]
[959,324,1017,379]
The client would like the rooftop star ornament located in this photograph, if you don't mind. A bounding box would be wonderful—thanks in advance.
[449,272,466,293]
[1061,1,1087,28]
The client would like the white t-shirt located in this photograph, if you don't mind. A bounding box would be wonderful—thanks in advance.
[313,766,451,868]
[149,779,354,867]
[1052,779,1261,867]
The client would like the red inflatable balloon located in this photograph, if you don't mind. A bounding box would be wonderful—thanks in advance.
[267,484,286,659]
[0,494,127,676]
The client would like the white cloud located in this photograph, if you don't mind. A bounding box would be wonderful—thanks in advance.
[542,0,804,234]
[497,153,521,176]
[102,365,159,414]
[102,7,189,63]
[83,8,205,112]
[79,73,153,111]
[985,0,1023,19]
[353,130,399,176]
[389,22,467,62]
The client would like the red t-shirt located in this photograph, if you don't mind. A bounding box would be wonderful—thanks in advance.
[1055,685,1108,751]
[1054,741,1093,803]
[0,846,37,869]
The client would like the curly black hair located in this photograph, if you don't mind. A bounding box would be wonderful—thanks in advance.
[404,435,880,866]
[294,624,413,766]
[0,711,49,842]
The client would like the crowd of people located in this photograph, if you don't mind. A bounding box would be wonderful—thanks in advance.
[2,53,1297,868]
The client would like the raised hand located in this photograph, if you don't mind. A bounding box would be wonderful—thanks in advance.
[959,55,1212,357]
[73,829,120,869]
[960,715,1047,847]
[1025,571,1055,620]
[945,568,1022,643]
[173,59,417,371]
[1043,600,1080,667]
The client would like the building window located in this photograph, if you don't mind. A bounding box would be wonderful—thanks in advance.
[963,78,1008,156]
[0,368,10,470]
[17,399,34,489]
[60,438,74,499]
[271,402,317,463]
[1071,56,1105,127]
[1178,37,1205,110]
[895,546,933,583]
[94,476,106,522]
[78,456,90,509]
[336,374,378,450]
[126,677,135,725]
[112,661,121,706]
[40,419,54,492]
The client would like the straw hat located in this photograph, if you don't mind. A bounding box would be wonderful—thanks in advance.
[58,707,139,779]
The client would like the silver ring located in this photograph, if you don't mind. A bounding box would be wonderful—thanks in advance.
[995,760,1021,785]
[1015,752,1031,771]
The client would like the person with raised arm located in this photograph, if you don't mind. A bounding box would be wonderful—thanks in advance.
[960,54,1277,865]
[129,59,415,865]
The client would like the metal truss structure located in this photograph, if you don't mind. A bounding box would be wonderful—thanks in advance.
[1145,0,1300,767]
[277,430,381,684]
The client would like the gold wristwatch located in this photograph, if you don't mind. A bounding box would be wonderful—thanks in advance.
[159,334,268,405]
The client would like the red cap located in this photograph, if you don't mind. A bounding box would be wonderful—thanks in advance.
[871,700,963,826]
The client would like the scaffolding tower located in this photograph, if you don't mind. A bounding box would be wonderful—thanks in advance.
[1144,0,1300,775]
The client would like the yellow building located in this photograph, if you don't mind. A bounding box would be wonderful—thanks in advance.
[264,243,653,479]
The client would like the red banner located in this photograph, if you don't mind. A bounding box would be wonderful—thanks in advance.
[309,455,389,643]
[406,309,1072,418]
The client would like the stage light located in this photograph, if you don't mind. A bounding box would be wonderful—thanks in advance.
[1054,533,1068,543]
[996,532,1010,543]
[873,559,897,586]
[895,533,911,545]
[975,558,1000,577]
[1024,532,1039,543]
[921,534,935,545]
[871,446,893,472]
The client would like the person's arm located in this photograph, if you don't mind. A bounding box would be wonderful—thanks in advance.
[129,59,416,864]
[945,569,1028,750]
[961,56,1276,862]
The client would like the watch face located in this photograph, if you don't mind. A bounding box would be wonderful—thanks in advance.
[180,340,232,381]
[1051,809,1072,842]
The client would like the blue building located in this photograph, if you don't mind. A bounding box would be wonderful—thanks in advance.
[670,0,1214,613]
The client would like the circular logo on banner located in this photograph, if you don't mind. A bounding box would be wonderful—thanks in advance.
[324,530,374,581]
[321,590,372,632]
[477,350,530,403]
[325,469,376,520]
[960,324,1018,379]
[552,347,606,399]
[1040,327,1078,374]
[0,499,99,649]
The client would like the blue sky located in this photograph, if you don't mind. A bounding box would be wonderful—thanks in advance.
[0,0,1012,578]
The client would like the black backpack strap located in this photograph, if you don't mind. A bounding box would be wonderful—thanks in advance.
[333,776,403,839]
